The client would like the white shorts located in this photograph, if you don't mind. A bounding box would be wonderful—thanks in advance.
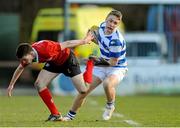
[93,66,128,82]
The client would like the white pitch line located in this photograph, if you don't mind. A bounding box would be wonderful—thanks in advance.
[124,119,140,126]
[113,113,124,118]
[89,98,141,126]
[89,100,98,106]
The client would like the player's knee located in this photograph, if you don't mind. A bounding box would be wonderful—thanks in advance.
[78,86,88,94]
[103,81,112,88]
[103,84,112,92]
[79,88,87,94]
[80,91,87,94]
[78,91,88,98]
[103,84,108,89]
[34,80,43,91]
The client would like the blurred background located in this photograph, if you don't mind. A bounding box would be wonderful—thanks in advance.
[0,0,180,96]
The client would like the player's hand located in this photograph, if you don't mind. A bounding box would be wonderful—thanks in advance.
[84,31,94,44]
[7,85,14,97]
[89,25,99,44]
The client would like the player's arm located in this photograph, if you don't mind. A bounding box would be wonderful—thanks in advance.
[61,40,86,50]
[61,31,94,50]
[89,25,99,45]
[108,58,119,66]
[108,39,124,66]
[89,55,118,66]
[7,64,25,97]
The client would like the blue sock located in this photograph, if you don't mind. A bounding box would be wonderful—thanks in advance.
[106,101,115,109]
[67,110,76,120]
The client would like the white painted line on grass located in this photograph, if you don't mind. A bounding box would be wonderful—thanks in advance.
[89,98,141,126]
[124,119,140,126]
[113,113,124,118]
[89,100,98,106]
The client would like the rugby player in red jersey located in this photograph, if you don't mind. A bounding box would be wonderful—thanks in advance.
[7,32,94,121]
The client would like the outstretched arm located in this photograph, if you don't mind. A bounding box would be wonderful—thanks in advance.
[88,55,118,66]
[89,25,99,45]
[7,64,25,97]
[61,31,94,50]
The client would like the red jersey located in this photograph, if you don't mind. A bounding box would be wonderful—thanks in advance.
[32,40,70,65]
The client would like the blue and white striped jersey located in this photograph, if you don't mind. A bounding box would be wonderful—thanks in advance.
[97,22,127,68]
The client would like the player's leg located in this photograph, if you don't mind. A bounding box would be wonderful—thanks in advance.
[62,51,94,93]
[62,66,106,121]
[71,73,88,94]
[102,74,119,120]
[62,75,102,121]
[71,75,102,111]
[70,58,95,108]
[83,59,94,84]
[103,74,119,102]
[34,69,61,121]
[102,68,127,120]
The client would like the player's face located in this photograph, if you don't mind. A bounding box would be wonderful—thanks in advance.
[105,15,120,34]
[20,54,34,66]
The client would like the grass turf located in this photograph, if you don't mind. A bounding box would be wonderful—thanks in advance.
[0,95,180,127]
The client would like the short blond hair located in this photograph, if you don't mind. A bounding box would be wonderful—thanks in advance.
[106,10,122,20]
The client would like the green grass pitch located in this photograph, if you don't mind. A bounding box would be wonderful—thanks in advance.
[1,95,180,127]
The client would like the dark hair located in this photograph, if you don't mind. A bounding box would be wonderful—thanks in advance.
[16,43,32,59]
[106,10,122,20]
